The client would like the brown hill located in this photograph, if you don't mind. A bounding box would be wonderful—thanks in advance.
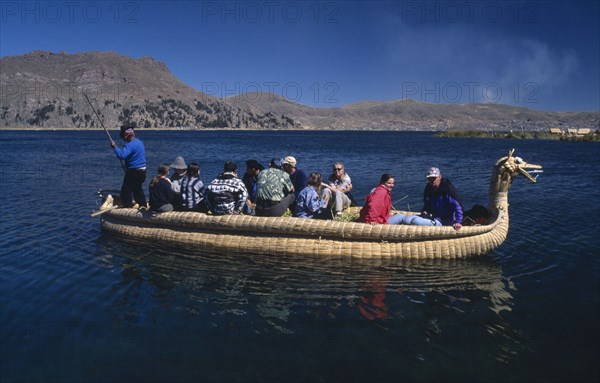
[1,51,597,131]
[0,51,299,129]
[225,93,599,131]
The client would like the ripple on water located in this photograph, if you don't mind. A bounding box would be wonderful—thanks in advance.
[2,131,598,383]
[90,235,513,311]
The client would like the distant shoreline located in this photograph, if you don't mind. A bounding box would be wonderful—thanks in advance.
[2,127,599,141]
[0,126,433,132]
[0,126,294,132]
[435,129,600,141]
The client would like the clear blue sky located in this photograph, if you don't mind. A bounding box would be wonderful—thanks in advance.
[1,0,599,112]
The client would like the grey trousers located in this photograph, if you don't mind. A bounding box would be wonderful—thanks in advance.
[255,193,295,217]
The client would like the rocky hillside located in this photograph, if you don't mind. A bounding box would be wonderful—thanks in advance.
[0,51,299,129]
[225,93,599,131]
[1,51,597,131]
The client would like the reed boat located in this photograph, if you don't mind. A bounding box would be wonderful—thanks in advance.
[95,149,541,259]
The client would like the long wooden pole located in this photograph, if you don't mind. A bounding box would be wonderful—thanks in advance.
[83,93,126,173]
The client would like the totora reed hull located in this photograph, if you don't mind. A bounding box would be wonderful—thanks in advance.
[96,150,541,260]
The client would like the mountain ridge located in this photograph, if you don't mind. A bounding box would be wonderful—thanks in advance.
[0,50,299,130]
[1,51,598,131]
[225,92,599,130]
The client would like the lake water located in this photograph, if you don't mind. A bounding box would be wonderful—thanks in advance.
[1,130,598,382]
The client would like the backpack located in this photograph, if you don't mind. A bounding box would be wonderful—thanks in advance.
[462,204,491,226]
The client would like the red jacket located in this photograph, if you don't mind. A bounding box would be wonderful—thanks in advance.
[358,185,392,224]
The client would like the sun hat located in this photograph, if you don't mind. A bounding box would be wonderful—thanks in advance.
[426,167,441,178]
[170,156,187,170]
[283,156,297,167]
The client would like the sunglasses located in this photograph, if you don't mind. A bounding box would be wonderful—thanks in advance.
[334,168,343,171]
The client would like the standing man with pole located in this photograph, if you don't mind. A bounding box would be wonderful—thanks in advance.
[112,123,148,209]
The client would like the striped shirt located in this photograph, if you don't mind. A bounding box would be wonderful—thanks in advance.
[180,176,204,210]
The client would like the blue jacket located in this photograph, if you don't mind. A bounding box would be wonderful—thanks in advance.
[294,186,326,218]
[289,169,307,197]
[114,138,146,169]
[422,178,463,225]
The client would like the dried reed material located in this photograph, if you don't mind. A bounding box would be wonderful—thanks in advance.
[97,150,541,259]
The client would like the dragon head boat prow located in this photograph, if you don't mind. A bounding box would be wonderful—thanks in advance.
[489,149,542,213]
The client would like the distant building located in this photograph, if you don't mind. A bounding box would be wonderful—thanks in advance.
[577,128,591,136]
[567,128,578,135]
[549,128,563,134]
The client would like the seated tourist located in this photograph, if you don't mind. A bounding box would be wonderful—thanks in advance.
[149,164,174,213]
[255,157,295,217]
[321,161,353,216]
[205,161,248,216]
[294,172,332,220]
[358,174,404,225]
[179,162,206,212]
[282,156,307,199]
[169,156,187,209]
[397,167,464,230]
[242,159,264,215]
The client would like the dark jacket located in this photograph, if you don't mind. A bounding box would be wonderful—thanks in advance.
[149,178,174,211]
[205,172,248,215]
[422,178,463,225]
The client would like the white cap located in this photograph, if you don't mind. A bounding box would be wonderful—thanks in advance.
[426,167,441,178]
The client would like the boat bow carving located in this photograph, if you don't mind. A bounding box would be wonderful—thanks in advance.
[489,148,542,215]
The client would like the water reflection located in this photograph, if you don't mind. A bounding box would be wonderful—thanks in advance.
[96,233,511,311]
[93,233,532,365]
[356,273,390,332]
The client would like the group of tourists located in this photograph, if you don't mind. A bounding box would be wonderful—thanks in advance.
[112,124,463,230]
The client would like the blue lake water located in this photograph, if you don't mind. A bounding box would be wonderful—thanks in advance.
[1,130,598,382]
